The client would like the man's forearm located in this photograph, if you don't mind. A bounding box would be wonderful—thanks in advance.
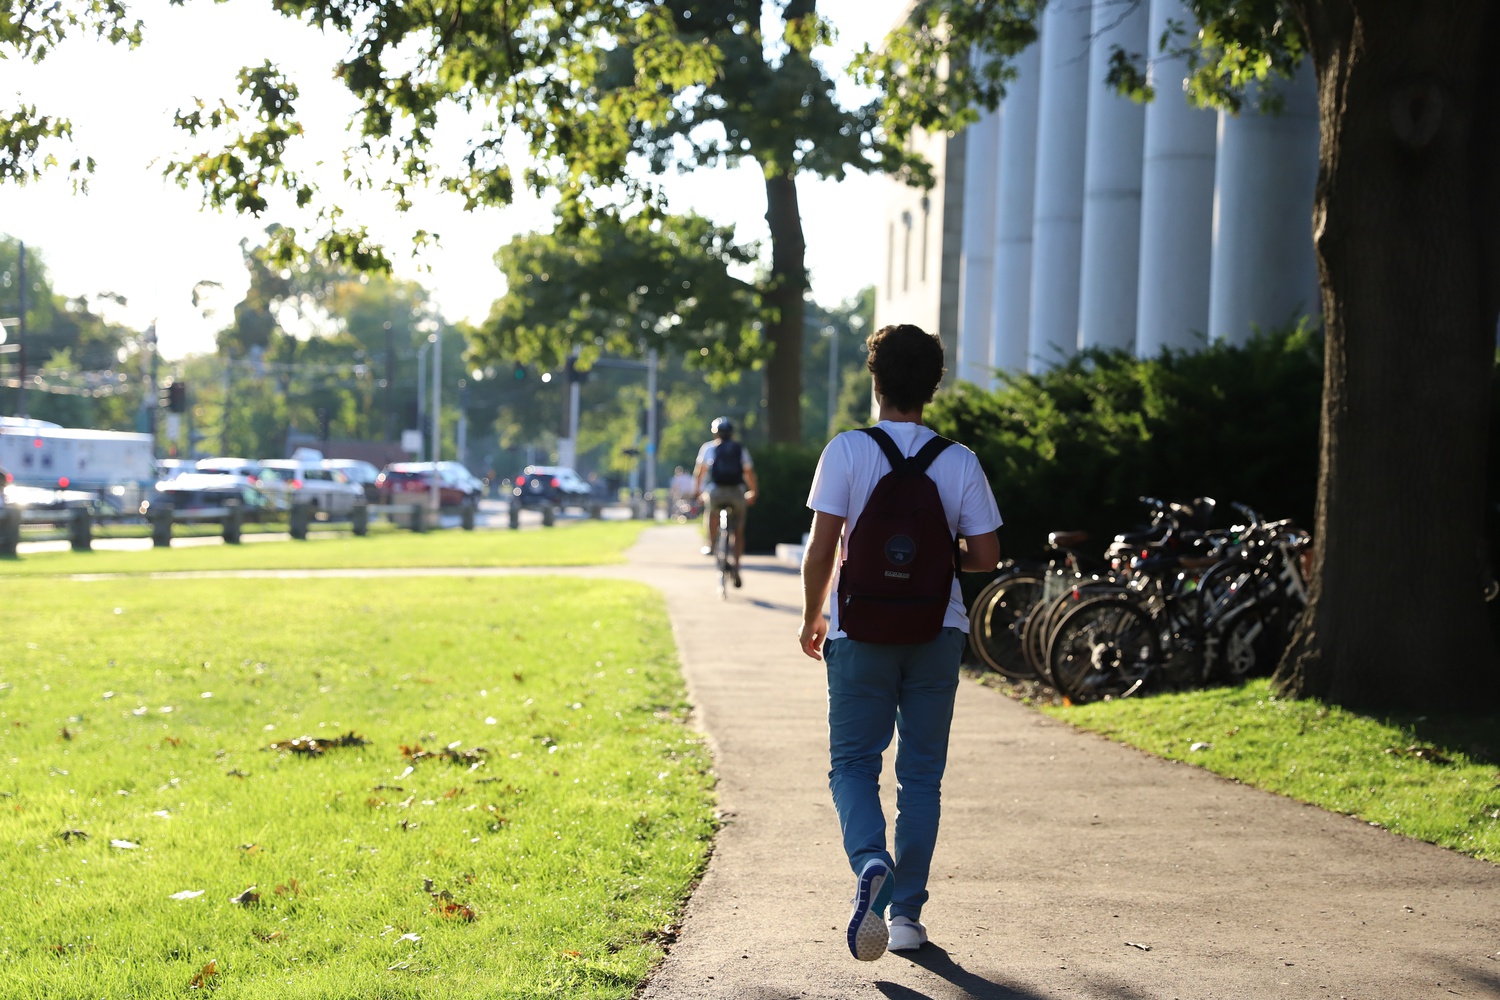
[801,546,837,623]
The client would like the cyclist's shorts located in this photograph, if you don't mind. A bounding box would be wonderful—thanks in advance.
[704,484,748,527]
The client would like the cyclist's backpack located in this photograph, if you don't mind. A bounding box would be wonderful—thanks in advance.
[838,427,958,644]
[710,440,744,486]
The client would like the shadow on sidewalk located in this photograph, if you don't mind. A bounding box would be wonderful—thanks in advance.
[878,945,1041,999]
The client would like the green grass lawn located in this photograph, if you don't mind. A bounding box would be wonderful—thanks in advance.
[0,576,715,999]
[1031,677,1500,862]
[1,521,647,576]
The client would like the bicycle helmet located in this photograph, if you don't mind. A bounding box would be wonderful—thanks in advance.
[711,416,735,437]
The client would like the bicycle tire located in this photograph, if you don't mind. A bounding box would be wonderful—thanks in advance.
[1040,583,1130,681]
[716,508,731,600]
[1048,594,1159,703]
[966,572,1045,679]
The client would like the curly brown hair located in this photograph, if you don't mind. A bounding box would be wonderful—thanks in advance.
[865,323,946,412]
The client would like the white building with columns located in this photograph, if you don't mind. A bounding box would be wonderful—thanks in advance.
[875,0,1322,387]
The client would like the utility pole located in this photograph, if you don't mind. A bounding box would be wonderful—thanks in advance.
[16,241,26,419]
[645,348,658,516]
[384,320,395,441]
[221,355,234,454]
[429,326,441,513]
[826,324,839,437]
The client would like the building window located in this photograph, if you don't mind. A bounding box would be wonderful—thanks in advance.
[887,221,895,300]
[901,210,913,294]
[919,195,931,284]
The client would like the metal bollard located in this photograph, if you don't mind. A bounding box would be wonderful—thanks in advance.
[69,508,92,552]
[542,505,556,527]
[0,507,21,557]
[409,504,426,533]
[508,503,520,530]
[461,502,476,531]
[222,502,242,545]
[351,503,369,537]
[289,502,310,541]
[151,506,174,548]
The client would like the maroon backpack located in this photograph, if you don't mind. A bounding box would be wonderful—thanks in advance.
[837,427,958,644]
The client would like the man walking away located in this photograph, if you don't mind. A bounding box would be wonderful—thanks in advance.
[693,417,758,586]
[797,323,1001,961]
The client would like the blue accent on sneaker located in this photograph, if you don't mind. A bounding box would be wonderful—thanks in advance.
[847,858,892,961]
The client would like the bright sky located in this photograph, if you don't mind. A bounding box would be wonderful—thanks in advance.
[0,0,909,359]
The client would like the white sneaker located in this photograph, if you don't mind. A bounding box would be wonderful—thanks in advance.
[887,915,927,952]
[846,859,891,961]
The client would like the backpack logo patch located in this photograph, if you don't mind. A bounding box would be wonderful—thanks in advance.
[884,535,916,566]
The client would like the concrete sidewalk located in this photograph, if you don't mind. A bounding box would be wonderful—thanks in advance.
[618,525,1500,999]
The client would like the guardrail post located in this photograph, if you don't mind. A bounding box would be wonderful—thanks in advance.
[289,502,311,541]
[508,503,520,530]
[461,502,476,531]
[409,504,426,533]
[69,508,92,552]
[222,502,243,545]
[151,507,174,548]
[0,508,20,557]
[542,504,556,528]
[352,503,369,537]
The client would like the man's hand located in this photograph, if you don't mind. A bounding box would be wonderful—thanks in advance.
[745,490,757,506]
[798,615,829,660]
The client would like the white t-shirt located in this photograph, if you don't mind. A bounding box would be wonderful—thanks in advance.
[694,440,754,483]
[806,421,1002,639]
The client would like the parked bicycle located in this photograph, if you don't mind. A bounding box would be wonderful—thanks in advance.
[967,497,1311,703]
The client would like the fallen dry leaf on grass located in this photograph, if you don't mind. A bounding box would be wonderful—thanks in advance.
[188,960,217,989]
[265,731,372,756]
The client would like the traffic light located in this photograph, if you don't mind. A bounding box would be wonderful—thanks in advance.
[167,382,187,412]
[512,362,526,380]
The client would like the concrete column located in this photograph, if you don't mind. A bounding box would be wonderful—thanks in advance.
[1026,0,1092,373]
[1077,0,1148,351]
[989,41,1042,378]
[1208,67,1321,343]
[1135,0,1219,356]
[957,106,1001,384]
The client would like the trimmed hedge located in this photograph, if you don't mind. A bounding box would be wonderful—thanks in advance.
[745,443,823,553]
[926,326,1325,562]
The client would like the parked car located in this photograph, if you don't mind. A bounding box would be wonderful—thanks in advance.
[257,459,364,515]
[512,465,593,513]
[196,457,264,481]
[322,458,382,503]
[155,458,195,481]
[375,462,483,509]
[141,474,276,521]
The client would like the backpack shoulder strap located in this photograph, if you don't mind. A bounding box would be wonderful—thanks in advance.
[907,434,955,475]
[857,426,908,473]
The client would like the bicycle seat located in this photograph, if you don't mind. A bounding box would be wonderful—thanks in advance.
[1047,530,1090,549]
[1177,555,1218,572]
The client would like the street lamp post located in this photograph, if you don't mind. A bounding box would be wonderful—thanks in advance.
[416,322,441,513]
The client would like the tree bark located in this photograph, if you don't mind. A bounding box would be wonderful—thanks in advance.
[1276,0,1500,711]
[763,169,807,445]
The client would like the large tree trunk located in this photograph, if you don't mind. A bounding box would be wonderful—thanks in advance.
[1276,1,1500,711]
[763,170,806,445]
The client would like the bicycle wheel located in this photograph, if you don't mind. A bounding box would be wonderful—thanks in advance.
[716,509,731,600]
[1048,595,1158,703]
[1210,597,1294,682]
[1040,583,1129,682]
[966,572,1044,679]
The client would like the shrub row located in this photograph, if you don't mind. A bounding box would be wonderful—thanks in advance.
[746,325,1327,560]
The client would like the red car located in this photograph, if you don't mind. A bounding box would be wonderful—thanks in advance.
[375,462,481,508]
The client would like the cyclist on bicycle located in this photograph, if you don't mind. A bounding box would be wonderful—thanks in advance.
[693,416,758,587]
